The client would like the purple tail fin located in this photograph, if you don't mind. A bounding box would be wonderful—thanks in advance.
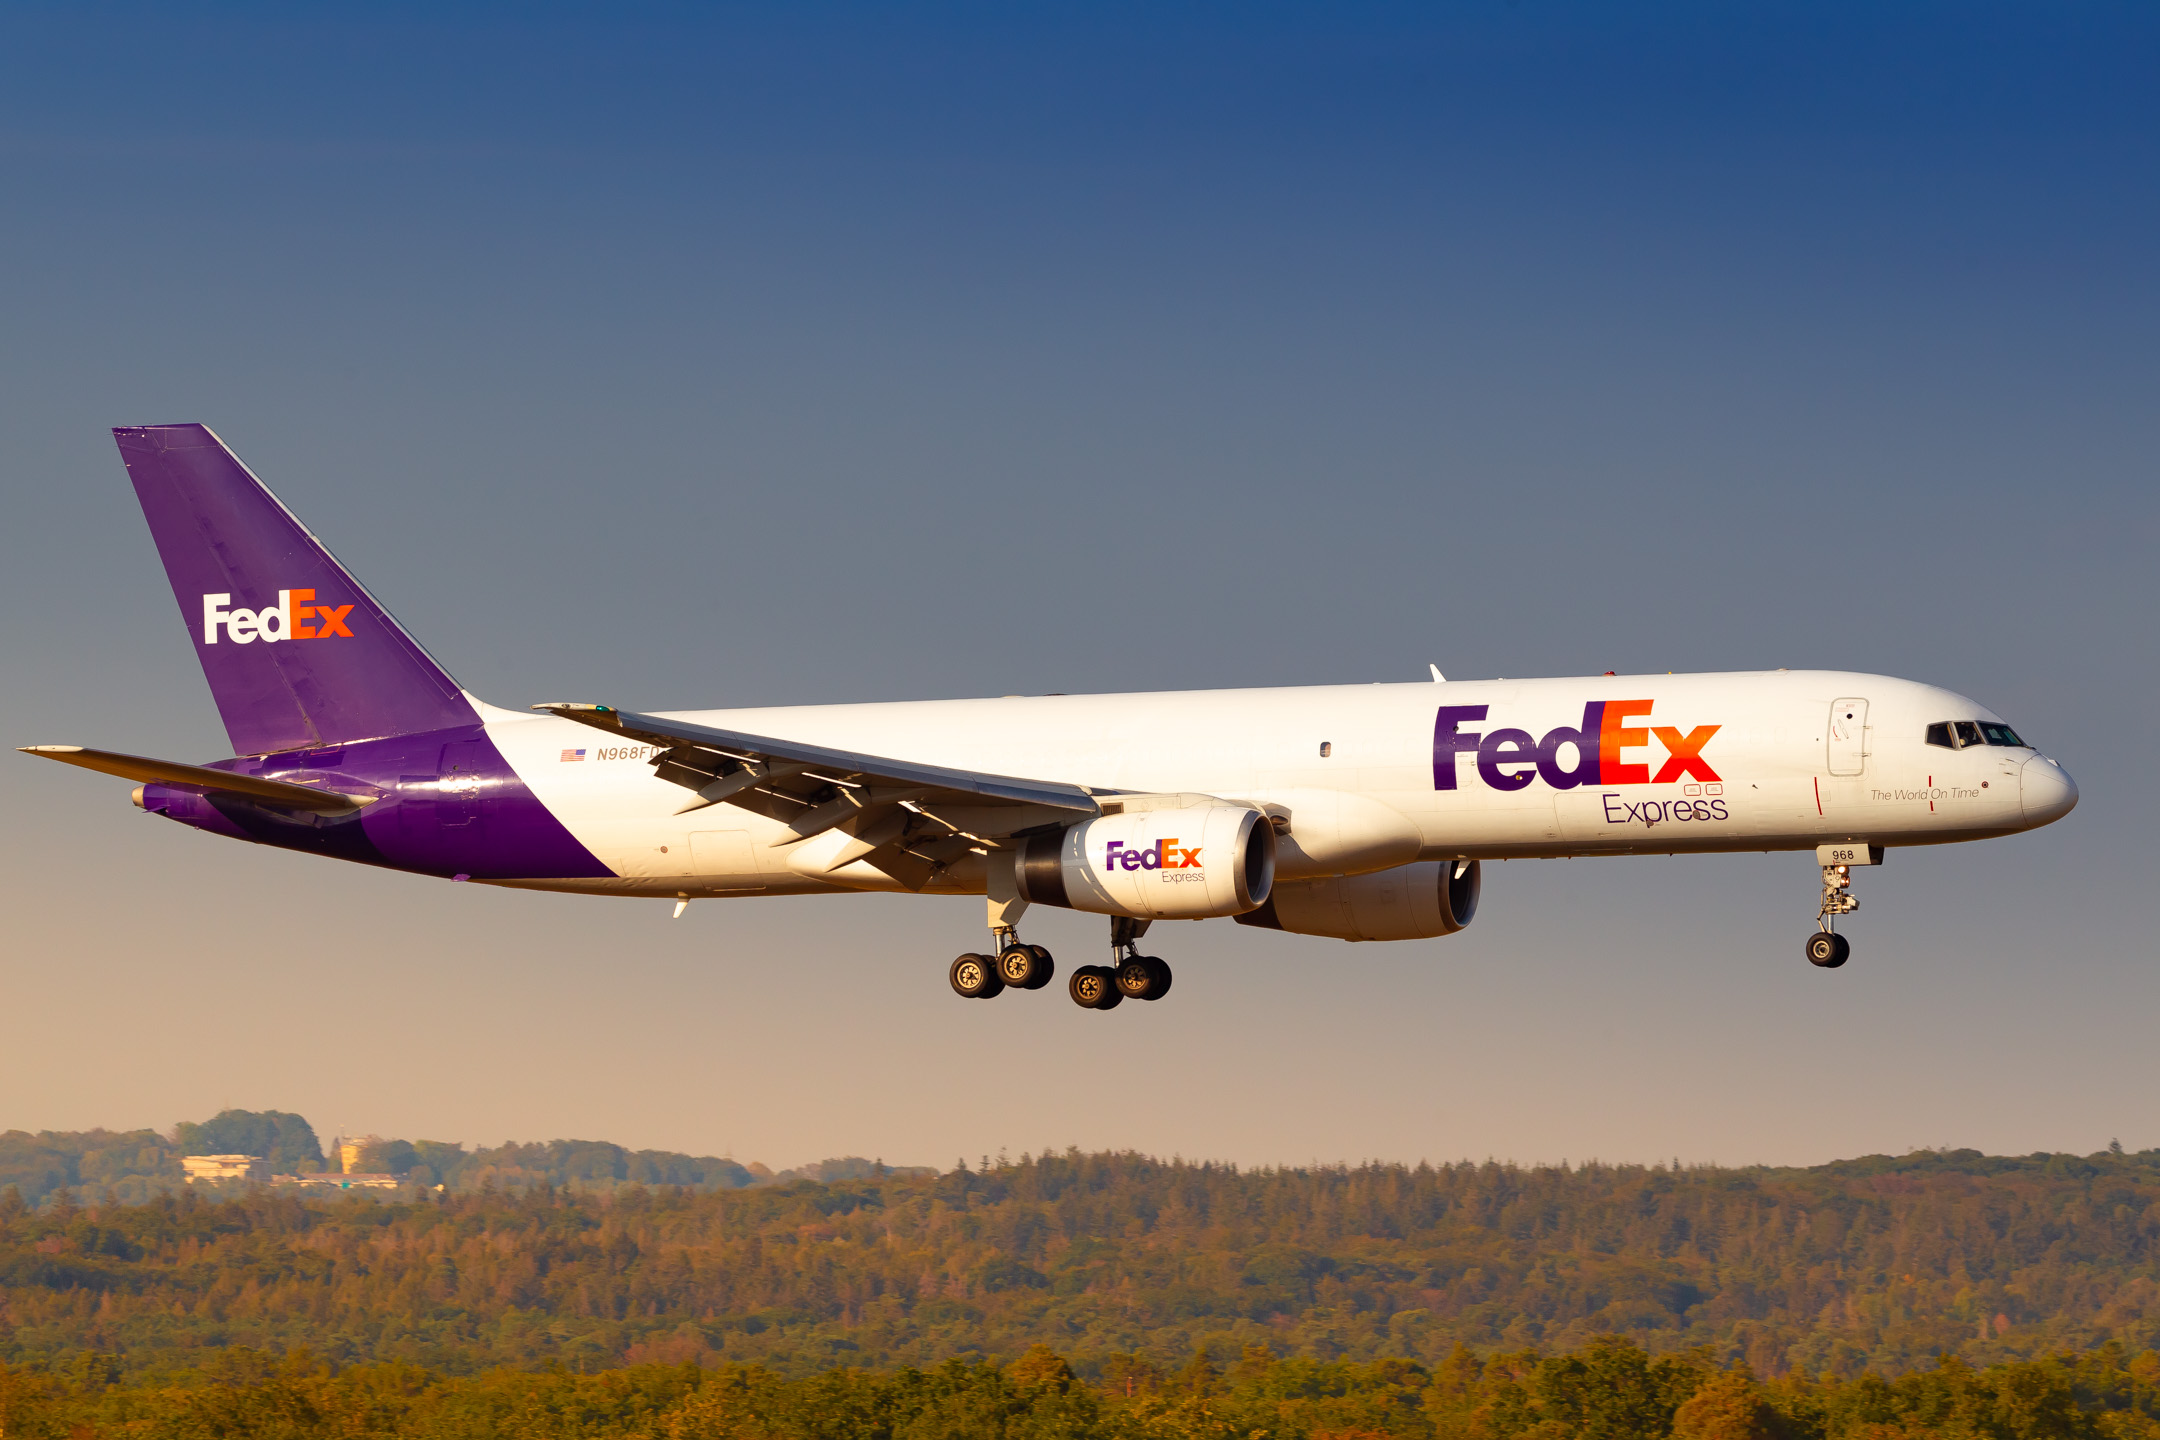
[115,424,476,756]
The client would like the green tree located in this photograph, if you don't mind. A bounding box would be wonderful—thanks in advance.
[1531,1337,1704,1440]
[1009,1345,1076,1393]
[358,1138,419,1175]
[1672,1371,1782,1440]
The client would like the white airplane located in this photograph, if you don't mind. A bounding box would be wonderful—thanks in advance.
[24,426,2078,1007]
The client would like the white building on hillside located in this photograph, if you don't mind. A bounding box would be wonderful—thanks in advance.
[182,1155,268,1183]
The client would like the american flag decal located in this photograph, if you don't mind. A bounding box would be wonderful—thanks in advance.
[560,748,586,762]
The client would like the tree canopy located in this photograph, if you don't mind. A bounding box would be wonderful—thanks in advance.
[4,1147,2159,1382]
[2,1335,2159,1439]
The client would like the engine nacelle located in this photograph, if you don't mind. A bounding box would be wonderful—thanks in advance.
[1234,860,1480,942]
[1015,803,1275,919]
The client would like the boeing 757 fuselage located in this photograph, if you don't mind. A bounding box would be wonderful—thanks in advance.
[23,426,2078,1008]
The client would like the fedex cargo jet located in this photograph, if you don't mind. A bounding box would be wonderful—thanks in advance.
[24,426,2078,1007]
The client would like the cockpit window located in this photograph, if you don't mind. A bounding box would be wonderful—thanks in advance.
[1929,719,2032,750]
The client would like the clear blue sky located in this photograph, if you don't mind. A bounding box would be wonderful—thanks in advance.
[2,2,2153,1171]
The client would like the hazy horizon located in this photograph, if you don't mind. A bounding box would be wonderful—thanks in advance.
[17,1110,2143,1186]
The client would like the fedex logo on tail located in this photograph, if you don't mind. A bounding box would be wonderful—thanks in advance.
[202,591,355,645]
[1434,702,1720,792]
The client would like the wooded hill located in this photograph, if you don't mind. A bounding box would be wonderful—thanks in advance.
[0,1119,920,1207]
[5,1147,2158,1382]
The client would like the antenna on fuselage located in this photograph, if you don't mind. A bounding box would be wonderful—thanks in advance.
[1429,664,1446,682]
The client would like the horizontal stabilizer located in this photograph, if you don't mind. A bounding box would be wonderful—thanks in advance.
[19,745,366,814]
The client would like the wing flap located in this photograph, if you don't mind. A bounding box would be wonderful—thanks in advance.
[536,704,1098,813]
[531,703,1100,847]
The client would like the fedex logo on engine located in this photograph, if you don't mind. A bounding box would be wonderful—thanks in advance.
[201,591,355,645]
[1433,702,1720,792]
[1102,838,1202,871]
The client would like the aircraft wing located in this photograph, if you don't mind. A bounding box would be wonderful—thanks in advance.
[532,702,1101,887]
[19,744,367,814]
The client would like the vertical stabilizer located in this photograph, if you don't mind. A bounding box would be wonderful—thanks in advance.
[115,424,476,755]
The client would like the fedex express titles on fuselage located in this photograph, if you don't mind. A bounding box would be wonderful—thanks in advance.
[22,425,2077,1010]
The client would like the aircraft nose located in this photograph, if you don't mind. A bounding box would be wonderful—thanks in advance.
[2020,754,2078,826]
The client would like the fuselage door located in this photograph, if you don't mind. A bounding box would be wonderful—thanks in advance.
[1827,698,1869,776]
[437,739,489,829]
[393,738,490,870]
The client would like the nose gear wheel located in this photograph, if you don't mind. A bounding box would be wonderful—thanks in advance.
[1806,931,1850,968]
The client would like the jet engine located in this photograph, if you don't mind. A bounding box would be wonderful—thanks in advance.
[1234,859,1480,942]
[1015,803,1275,919]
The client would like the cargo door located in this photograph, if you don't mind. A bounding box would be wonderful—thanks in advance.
[1827,698,1869,776]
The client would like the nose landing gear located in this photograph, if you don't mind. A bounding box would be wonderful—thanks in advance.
[1808,861,1859,968]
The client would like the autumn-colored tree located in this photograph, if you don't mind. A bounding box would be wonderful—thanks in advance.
[1672,1370,1783,1440]
[1011,1345,1077,1393]
[6,1147,2160,1384]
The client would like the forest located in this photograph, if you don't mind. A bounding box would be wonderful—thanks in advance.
[4,1146,2159,1384]
[3,1334,2159,1439]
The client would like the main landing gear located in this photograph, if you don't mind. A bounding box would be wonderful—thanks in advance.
[1070,917,1172,1011]
[948,916,1174,1010]
[952,857,1062,1000]
[949,936,1056,999]
[1808,862,1859,969]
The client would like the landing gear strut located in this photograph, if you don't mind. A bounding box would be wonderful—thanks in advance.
[950,933,1056,999]
[1072,916,1173,1009]
[1808,863,1858,968]
[950,853,1058,1000]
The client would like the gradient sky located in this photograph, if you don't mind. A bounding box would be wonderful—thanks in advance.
[2,2,2154,1173]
